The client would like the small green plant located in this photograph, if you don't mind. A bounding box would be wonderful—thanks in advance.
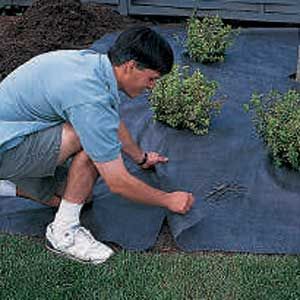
[0,4,25,16]
[186,14,235,63]
[245,89,300,170]
[0,4,10,16]
[149,65,221,135]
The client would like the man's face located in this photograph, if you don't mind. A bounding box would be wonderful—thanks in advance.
[120,61,161,98]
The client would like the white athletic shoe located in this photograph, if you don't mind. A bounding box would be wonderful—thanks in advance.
[46,222,114,264]
[0,180,16,196]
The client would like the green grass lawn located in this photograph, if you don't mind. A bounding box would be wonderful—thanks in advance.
[1,233,300,300]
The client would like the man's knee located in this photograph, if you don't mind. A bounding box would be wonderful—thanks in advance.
[58,123,82,165]
[73,150,95,168]
[72,150,99,178]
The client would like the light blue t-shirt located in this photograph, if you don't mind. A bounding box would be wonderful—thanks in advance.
[0,50,121,162]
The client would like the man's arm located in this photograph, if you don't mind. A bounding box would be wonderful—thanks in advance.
[95,155,194,214]
[118,120,168,168]
[118,120,144,164]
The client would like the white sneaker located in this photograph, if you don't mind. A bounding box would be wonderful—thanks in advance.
[0,180,16,196]
[46,223,114,264]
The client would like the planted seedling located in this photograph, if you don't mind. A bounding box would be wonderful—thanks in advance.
[244,89,300,170]
[149,65,222,135]
[186,13,236,63]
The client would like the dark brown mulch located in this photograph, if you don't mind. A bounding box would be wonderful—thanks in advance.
[151,218,181,253]
[0,0,144,80]
[107,218,181,254]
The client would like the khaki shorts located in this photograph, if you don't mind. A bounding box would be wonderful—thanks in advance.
[0,125,67,201]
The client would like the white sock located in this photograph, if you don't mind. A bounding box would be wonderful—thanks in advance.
[0,180,17,196]
[53,198,83,227]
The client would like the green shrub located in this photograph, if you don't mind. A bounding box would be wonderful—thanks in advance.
[186,14,235,63]
[0,5,24,16]
[149,65,221,135]
[245,89,300,170]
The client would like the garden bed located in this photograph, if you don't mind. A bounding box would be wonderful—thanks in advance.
[0,0,144,79]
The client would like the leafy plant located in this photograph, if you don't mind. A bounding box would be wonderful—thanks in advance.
[0,4,25,16]
[149,65,221,135]
[186,13,236,63]
[244,89,300,170]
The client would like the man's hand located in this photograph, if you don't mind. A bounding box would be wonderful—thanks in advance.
[95,155,194,213]
[118,121,168,170]
[140,152,168,169]
[164,192,195,214]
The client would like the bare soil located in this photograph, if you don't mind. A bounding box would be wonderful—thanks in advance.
[0,0,144,79]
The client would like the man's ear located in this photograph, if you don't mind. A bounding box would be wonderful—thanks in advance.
[124,60,137,72]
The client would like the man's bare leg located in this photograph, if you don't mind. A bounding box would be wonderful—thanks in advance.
[45,123,114,264]
[62,151,98,203]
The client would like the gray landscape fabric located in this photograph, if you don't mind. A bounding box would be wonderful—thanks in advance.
[1,26,300,253]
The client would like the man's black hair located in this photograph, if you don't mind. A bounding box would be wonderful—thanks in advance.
[108,26,174,76]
